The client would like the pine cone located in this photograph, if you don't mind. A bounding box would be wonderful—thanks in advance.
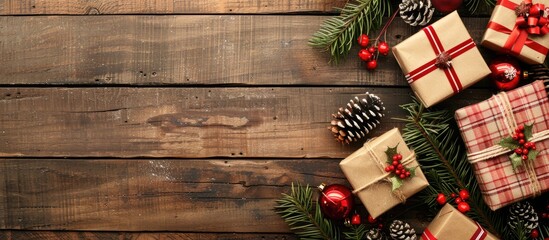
[399,0,435,26]
[508,201,539,232]
[389,220,417,240]
[366,228,388,240]
[329,92,385,144]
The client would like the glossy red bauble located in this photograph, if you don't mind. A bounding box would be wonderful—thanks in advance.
[432,0,463,13]
[457,202,471,213]
[489,56,523,91]
[378,42,390,56]
[359,49,372,61]
[351,213,362,225]
[358,34,370,47]
[459,189,470,201]
[436,193,447,205]
[366,60,378,71]
[318,183,354,220]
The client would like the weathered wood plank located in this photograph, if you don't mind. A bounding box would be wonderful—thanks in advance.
[0,231,298,240]
[0,159,430,232]
[0,0,345,15]
[0,87,492,158]
[0,16,490,86]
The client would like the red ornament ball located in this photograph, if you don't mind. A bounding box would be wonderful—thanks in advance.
[351,213,362,225]
[459,189,470,201]
[436,193,447,205]
[359,49,372,61]
[432,0,463,13]
[358,34,370,47]
[366,60,378,71]
[489,56,523,91]
[457,202,471,213]
[318,183,354,220]
[378,42,390,56]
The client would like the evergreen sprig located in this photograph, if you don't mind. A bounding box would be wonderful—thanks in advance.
[275,183,340,240]
[342,224,367,240]
[465,0,497,15]
[397,99,506,237]
[308,0,391,63]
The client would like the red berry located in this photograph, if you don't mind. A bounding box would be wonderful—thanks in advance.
[436,193,447,205]
[395,169,401,175]
[459,189,470,201]
[385,166,392,172]
[530,229,539,238]
[512,134,519,140]
[396,154,402,161]
[367,215,377,223]
[457,202,470,213]
[350,213,361,225]
[518,125,524,131]
[389,165,395,171]
[450,193,456,198]
[400,173,406,179]
[366,60,378,71]
[519,139,525,145]
[522,155,528,160]
[378,223,383,229]
[377,42,390,56]
[358,49,372,61]
[515,148,523,155]
[523,149,529,155]
[397,164,403,170]
[405,171,411,177]
[357,34,370,47]
[393,160,398,166]
[526,142,533,149]
[532,144,536,150]
[455,197,463,204]
[368,47,376,53]
[518,133,525,139]
[542,213,547,218]
[393,155,399,161]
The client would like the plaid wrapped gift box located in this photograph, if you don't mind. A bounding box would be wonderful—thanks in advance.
[455,80,549,210]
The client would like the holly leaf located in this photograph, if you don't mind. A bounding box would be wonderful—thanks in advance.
[528,149,540,161]
[499,137,520,150]
[390,176,403,191]
[509,153,523,170]
[524,124,534,141]
[385,143,399,164]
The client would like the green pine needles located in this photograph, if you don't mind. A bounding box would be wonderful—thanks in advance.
[308,0,391,63]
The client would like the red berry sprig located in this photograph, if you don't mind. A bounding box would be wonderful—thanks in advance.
[499,124,540,169]
[435,189,471,213]
[356,10,398,71]
[384,154,412,179]
[512,125,536,161]
[384,145,416,191]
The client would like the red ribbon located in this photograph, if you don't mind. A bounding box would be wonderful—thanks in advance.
[487,0,549,56]
[422,222,488,240]
[405,26,476,93]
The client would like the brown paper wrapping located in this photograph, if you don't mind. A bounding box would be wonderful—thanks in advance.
[481,0,549,64]
[392,11,490,108]
[339,128,429,218]
[420,204,499,240]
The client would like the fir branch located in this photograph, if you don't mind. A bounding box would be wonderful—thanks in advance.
[275,183,340,240]
[397,99,506,237]
[308,0,391,63]
[342,224,367,240]
[465,0,496,14]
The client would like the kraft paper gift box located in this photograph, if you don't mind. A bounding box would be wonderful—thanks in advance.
[420,204,498,240]
[392,11,490,108]
[339,128,429,218]
[482,0,549,64]
[455,80,549,210]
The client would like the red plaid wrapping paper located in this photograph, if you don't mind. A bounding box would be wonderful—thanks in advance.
[455,80,549,210]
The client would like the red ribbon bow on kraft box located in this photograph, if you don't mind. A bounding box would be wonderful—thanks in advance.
[393,11,490,108]
[483,0,549,64]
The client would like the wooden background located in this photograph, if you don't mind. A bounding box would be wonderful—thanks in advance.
[0,1,504,239]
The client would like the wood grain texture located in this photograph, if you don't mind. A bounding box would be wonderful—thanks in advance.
[0,231,297,240]
[0,87,492,158]
[0,0,345,15]
[0,16,490,86]
[0,159,430,232]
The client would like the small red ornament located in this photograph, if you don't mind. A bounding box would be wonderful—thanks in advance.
[459,189,470,201]
[530,229,539,238]
[457,202,471,213]
[317,183,354,220]
[358,49,372,61]
[350,213,362,225]
[432,0,464,13]
[358,34,370,47]
[366,59,378,71]
[455,197,463,204]
[436,193,447,205]
[367,214,377,223]
[450,193,456,198]
[377,42,390,56]
[368,47,376,53]
[488,56,523,91]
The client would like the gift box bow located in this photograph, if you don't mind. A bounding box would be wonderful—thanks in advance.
[488,0,549,55]
[422,222,488,240]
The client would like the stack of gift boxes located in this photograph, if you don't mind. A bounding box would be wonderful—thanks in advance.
[336,1,549,238]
